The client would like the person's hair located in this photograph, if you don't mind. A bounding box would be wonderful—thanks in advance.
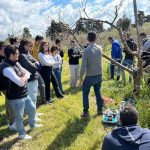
[35,35,43,41]
[18,39,32,52]
[9,37,18,45]
[87,32,96,42]
[4,45,18,58]
[0,41,5,50]
[39,41,49,53]
[120,104,138,126]
[139,32,146,38]
[55,39,61,45]
[108,36,113,41]
[70,40,75,44]
[51,45,58,53]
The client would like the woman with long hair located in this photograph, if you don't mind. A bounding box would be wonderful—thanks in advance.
[38,41,63,103]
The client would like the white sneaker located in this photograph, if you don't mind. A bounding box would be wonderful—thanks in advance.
[35,116,42,122]
[9,122,16,131]
[36,113,43,116]
[19,134,32,140]
[30,124,43,130]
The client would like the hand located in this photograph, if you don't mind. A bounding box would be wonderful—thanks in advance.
[79,78,83,86]
[72,55,76,57]
[20,76,28,85]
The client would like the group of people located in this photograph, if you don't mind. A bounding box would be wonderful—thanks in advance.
[0,31,150,149]
[0,36,68,139]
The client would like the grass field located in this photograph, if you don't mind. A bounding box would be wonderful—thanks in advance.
[0,55,149,150]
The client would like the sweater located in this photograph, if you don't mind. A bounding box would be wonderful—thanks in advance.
[80,43,102,78]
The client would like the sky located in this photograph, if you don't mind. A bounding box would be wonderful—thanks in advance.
[0,0,150,40]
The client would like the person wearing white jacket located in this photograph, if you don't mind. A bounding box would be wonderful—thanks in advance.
[38,41,63,103]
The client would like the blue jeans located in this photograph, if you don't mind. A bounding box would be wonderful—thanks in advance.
[82,74,103,113]
[110,60,121,79]
[8,95,36,135]
[122,59,133,82]
[53,67,63,92]
[27,80,38,108]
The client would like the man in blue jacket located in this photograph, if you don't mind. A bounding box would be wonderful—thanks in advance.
[102,104,150,150]
[108,37,122,80]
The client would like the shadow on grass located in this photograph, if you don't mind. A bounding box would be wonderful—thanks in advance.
[64,86,82,95]
[62,80,69,85]
[0,136,19,149]
[0,126,16,142]
[46,117,90,150]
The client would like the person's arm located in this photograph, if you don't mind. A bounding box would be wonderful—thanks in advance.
[19,65,30,79]
[3,67,28,87]
[68,49,75,58]
[38,52,54,66]
[111,43,117,59]
[19,54,38,74]
[80,50,87,79]
[59,49,64,58]
[102,136,108,150]
[52,55,62,68]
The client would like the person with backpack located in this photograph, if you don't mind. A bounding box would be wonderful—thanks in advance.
[1,45,42,140]
[108,36,122,80]
[122,33,137,83]
[102,104,150,150]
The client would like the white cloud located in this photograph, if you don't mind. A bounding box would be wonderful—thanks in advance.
[0,0,149,40]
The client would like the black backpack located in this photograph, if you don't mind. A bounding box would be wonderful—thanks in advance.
[0,62,11,92]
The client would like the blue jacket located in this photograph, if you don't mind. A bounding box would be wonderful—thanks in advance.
[102,125,150,150]
[111,40,122,60]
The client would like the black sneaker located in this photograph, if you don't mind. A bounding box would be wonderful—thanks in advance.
[97,111,103,116]
[81,112,90,118]
[57,95,64,99]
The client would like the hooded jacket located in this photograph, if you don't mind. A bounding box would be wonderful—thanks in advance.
[19,48,39,81]
[102,125,150,150]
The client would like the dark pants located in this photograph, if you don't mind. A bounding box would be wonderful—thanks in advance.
[82,74,103,113]
[40,66,51,101]
[51,70,63,97]
[110,60,121,80]
[38,74,46,101]
[53,67,63,93]
[40,66,62,101]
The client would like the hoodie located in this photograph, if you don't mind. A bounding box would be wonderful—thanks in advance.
[102,125,150,150]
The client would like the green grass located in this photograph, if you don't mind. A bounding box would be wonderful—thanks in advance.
[0,56,149,150]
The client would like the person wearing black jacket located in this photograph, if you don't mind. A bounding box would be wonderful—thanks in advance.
[68,40,82,87]
[0,41,16,130]
[18,40,41,120]
[122,33,137,83]
[1,45,38,140]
